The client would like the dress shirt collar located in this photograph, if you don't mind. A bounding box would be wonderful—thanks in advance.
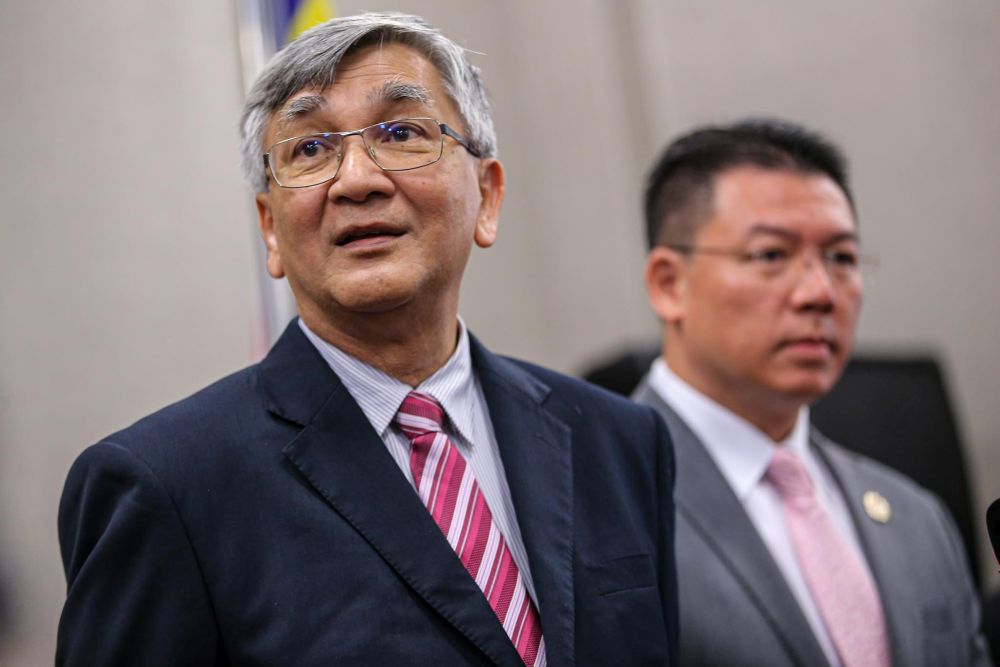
[298,317,478,445]
[647,358,811,501]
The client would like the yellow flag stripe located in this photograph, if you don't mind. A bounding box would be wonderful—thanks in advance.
[286,0,337,42]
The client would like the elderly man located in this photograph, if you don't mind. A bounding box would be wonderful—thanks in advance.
[634,118,990,667]
[56,13,677,667]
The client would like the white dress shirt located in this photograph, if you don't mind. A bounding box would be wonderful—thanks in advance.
[299,317,538,604]
[648,358,880,667]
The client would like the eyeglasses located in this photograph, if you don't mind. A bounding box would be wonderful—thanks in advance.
[263,117,481,188]
[667,243,876,283]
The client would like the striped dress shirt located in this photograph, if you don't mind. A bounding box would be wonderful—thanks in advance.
[298,317,539,605]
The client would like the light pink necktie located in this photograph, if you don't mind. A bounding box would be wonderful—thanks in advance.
[395,391,545,667]
[767,448,891,667]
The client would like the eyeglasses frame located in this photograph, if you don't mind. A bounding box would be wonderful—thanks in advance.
[262,117,482,189]
[665,242,878,277]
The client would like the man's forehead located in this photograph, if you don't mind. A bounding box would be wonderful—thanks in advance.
[275,78,435,126]
[714,167,850,208]
[283,43,440,105]
[709,168,854,221]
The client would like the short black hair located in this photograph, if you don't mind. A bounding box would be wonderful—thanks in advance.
[643,117,855,249]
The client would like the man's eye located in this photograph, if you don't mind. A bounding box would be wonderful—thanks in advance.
[292,137,335,159]
[825,249,859,267]
[747,248,789,263]
[388,125,413,142]
[376,122,426,143]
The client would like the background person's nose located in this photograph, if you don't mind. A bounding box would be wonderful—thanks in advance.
[789,252,836,312]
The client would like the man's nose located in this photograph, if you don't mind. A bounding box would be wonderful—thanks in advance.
[326,135,394,203]
[789,253,836,312]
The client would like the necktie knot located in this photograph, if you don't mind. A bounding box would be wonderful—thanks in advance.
[394,391,445,439]
[766,448,816,502]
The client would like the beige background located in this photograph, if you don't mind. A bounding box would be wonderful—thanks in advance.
[2,1,999,663]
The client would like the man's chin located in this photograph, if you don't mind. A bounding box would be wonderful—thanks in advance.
[337,291,414,315]
[311,269,410,311]
[776,376,838,406]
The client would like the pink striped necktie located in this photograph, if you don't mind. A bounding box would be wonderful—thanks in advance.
[767,448,891,667]
[394,391,545,667]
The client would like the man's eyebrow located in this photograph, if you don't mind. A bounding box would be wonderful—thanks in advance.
[745,223,859,244]
[277,95,327,127]
[824,230,860,244]
[274,80,433,137]
[744,224,799,241]
[367,79,433,108]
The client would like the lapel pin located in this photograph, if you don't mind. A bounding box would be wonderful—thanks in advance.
[863,491,891,524]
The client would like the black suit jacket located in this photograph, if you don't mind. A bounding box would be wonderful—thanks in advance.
[57,324,678,666]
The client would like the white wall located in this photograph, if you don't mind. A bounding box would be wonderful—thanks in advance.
[0,0,253,663]
[2,1,999,663]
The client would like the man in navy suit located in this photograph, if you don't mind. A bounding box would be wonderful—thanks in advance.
[56,12,677,666]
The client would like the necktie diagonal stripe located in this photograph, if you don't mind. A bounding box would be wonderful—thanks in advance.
[395,391,545,667]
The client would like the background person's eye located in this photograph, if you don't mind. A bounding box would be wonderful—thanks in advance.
[747,247,789,263]
[825,249,860,267]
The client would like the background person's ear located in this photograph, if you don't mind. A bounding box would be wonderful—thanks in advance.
[644,246,690,325]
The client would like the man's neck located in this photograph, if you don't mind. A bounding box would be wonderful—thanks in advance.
[300,302,460,388]
[663,353,801,443]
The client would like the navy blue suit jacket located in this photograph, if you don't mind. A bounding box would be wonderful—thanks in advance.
[58,323,678,666]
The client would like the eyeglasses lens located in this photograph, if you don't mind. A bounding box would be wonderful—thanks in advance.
[270,118,444,187]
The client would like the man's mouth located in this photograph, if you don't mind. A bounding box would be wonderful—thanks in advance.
[334,224,406,247]
[779,336,837,357]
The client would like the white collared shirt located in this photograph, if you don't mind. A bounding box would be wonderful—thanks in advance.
[648,358,878,667]
[299,317,537,604]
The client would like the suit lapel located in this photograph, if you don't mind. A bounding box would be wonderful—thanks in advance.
[633,380,829,667]
[813,434,918,667]
[260,323,525,667]
[471,337,576,667]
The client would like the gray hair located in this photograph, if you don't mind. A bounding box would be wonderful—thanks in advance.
[239,12,497,192]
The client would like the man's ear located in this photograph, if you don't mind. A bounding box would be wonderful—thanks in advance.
[644,246,689,324]
[473,158,505,248]
[255,192,285,279]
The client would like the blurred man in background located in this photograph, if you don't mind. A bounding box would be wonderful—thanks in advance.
[55,12,677,667]
[634,118,990,666]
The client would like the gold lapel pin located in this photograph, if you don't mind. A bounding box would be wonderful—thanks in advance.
[863,491,891,524]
